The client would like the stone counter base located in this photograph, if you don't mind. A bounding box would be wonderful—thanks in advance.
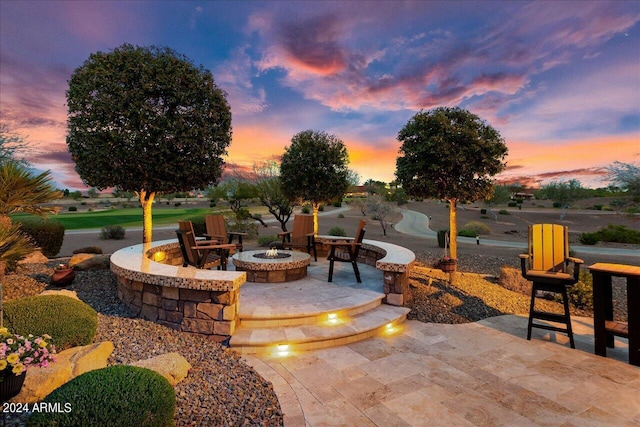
[116,272,238,342]
[235,266,308,283]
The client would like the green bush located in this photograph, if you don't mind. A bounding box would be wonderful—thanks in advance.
[17,217,65,257]
[100,225,126,240]
[507,202,517,207]
[337,213,345,218]
[480,208,487,215]
[301,206,311,214]
[332,200,342,207]
[566,270,593,310]
[460,221,491,235]
[458,229,477,237]
[552,202,562,208]
[186,216,206,236]
[68,206,77,211]
[27,365,175,427]
[3,295,97,351]
[579,233,599,245]
[498,209,510,215]
[258,235,278,247]
[579,224,640,245]
[328,227,346,236]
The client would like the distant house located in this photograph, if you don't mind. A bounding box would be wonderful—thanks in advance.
[346,185,368,198]
[511,192,534,200]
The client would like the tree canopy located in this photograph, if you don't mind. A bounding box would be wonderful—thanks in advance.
[280,130,350,234]
[607,161,640,202]
[395,107,508,264]
[66,44,232,242]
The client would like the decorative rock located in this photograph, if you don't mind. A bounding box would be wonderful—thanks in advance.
[69,253,111,270]
[18,250,49,265]
[72,246,103,254]
[39,289,81,301]
[14,341,114,403]
[130,352,191,386]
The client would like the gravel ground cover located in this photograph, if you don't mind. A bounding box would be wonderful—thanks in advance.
[2,262,283,427]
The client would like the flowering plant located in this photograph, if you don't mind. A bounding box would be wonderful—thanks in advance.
[0,327,56,379]
[54,263,71,271]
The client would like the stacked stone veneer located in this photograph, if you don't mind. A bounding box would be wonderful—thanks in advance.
[316,238,415,307]
[111,241,246,342]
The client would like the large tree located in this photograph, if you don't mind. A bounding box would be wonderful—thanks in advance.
[396,107,508,267]
[66,44,231,243]
[280,130,350,235]
[607,161,640,202]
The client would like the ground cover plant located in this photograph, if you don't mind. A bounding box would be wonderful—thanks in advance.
[3,295,97,351]
[27,365,175,427]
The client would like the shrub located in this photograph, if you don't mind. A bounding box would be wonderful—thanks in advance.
[552,202,562,208]
[480,208,487,215]
[17,217,65,257]
[80,201,87,206]
[174,202,181,207]
[100,225,125,240]
[337,213,345,218]
[3,295,97,351]
[301,206,311,214]
[498,209,510,215]
[498,266,532,295]
[565,270,593,310]
[580,224,640,245]
[579,233,599,245]
[186,216,206,236]
[458,229,476,237]
[507,202,517,207]
[258,235,278,247]
[460,221,491,235]
[68,206,77,211]
[332,200,342,207]
[328,227,346,236]
[27,365,175,427]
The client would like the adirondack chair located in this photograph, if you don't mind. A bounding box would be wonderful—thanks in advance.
[277,215,317,261]
[176,221,234,270]
[519,224,584,348]
[326,220,366,283]
[204,214,246,253]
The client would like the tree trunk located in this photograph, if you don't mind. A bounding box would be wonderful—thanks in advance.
[139,190,156,244]
[448,198,458,285]
[312,203,320,236]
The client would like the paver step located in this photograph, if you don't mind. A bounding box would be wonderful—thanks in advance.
[230,304,410,354]
[239,295,383,328]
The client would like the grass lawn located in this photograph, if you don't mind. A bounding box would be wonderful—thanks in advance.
[12,207,222,230]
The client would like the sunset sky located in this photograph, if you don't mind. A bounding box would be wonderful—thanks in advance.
[1,1,639,191]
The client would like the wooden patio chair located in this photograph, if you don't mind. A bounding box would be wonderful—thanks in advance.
[204,214,246,253]
[519,224,584,348]
[176,220,234,270]
[327,220,366,283]
[277,214,317,261]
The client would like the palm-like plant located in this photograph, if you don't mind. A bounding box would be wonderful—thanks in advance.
[0,160,61,218]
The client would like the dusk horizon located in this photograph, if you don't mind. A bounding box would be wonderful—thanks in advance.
[1,0,639,191]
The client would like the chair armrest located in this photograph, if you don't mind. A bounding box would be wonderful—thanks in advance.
[519,254,529,278]
[567,257,584,281]
[229,231,248,237]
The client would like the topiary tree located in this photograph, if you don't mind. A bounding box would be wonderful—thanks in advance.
[66,43,232,243]
[395,107,508,275]
[280,130,350,235]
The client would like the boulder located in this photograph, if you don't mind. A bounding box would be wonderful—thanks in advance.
[14,341,114,403]
[39,289,81,301]
[69,253,111,270]
[18,250,49,265]
[72,246,103,254]
[130,352,191,386]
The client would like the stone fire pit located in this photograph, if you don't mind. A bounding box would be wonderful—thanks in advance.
[232,250,311,283]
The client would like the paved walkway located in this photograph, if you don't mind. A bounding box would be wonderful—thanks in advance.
[244,315,639,426]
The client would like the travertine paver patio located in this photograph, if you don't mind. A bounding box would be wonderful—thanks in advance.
[239,262,639,426]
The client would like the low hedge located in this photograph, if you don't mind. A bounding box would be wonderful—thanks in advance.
[100,225,126,240]
[27,365,176,427]
[16,217,65,257]
[579,224,640,245]
[2,295,97,351]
